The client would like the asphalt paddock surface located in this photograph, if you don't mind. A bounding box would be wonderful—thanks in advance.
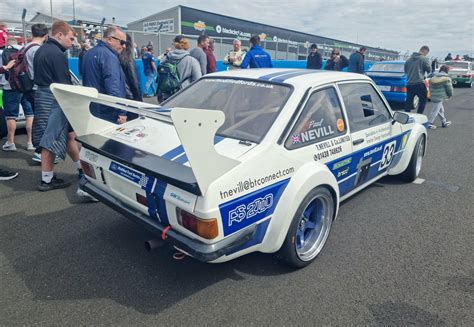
[0,88,472,325]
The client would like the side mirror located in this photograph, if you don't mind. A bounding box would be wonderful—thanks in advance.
[392,111,410,125]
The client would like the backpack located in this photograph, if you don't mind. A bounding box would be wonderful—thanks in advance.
[7,43,39,92]
[1,46,19,79]
[156,55,188,95]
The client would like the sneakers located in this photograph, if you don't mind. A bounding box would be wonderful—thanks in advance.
[32,153,60,164]
[26,143,36,151]
[0,169,18,181]
[428,124,437,129]
[38,176,71,192]
[76,187,99,202]
[442,121,452,128]
[2,142,17,151]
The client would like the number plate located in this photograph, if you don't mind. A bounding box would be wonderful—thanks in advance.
[378,85,391,91]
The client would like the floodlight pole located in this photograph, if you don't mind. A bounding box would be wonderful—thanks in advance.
[22,9,27,43]
[73,0,76,24]
[50,0,53,24]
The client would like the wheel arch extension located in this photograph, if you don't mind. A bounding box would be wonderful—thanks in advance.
[258,162,340,253]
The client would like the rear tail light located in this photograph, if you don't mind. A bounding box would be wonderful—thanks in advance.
[461,75,471,78]
[177,208,218,239]
[80,160,96,179]
[136,193,148,206]
[391,86,407,92]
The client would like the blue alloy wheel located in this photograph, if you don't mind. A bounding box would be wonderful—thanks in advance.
[295,192,332,262]
[278,186,334,268]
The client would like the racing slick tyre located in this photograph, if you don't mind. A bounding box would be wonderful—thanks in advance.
[278,186,334,268]
[398,135,425,182]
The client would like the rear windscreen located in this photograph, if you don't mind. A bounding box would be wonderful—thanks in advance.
[445,62,469,69]
[369,63,404,72]
[163,78,293,143]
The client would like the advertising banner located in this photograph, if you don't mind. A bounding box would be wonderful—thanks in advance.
[180,7,397,58]
[143,18,174,33]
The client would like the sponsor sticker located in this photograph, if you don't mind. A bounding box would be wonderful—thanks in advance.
[219,179,289,236]
[336,118,345,132]
[112,126,147,143]
[294,118,335,144]
[332,157,352,170]
[109,161,154,191]
[291,134,301,144]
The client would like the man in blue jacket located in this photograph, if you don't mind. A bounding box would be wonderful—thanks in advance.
[240,35,272,69]
[82,26,128,123]
[348,47,366,74]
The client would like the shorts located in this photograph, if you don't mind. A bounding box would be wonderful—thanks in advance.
[2,90,34,120]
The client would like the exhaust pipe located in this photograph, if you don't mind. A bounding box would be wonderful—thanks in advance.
[145,238,166,252]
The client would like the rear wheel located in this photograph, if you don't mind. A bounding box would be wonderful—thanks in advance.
[278,187,334,268]
[397,135,425,182]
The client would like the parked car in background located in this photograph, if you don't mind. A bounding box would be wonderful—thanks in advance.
[444,61,473,87]
[51,69,428,268]
[367,61,431,109]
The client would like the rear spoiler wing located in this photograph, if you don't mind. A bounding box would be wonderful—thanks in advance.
[50,83,240,195]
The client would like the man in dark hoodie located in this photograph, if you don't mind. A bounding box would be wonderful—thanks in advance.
[348,47,366,74]
[404,45,431,114]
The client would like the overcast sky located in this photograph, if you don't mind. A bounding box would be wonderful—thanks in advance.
[1,0,473,56]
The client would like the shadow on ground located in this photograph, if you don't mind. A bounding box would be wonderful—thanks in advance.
[0,206,296,314]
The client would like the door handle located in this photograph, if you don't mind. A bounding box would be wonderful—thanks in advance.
[353,138,365,145]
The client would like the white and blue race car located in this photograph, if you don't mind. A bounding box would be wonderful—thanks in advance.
[51,68,428,267]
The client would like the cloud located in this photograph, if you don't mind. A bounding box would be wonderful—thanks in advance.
[1,0,473,55]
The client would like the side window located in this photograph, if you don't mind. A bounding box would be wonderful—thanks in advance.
[339,83,391,132]
[285,87,346,149]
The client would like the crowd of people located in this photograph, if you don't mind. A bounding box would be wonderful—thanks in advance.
[0,21,459,188]
[143,34,273,100]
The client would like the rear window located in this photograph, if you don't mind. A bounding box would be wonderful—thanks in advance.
[445,61,469,69]
[163,78,292,143]
[369,63,404,72]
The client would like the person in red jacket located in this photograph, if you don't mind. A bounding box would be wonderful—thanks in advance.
[204,38,216,74]
[0,22,8,49]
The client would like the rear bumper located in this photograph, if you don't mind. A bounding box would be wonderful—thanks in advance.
[452,77,472,84]
[382,91,406,103]
[81,179,257,262]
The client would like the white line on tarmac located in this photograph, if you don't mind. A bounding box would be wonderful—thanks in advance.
[413,178,425,184]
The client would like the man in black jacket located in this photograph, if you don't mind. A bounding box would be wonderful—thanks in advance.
[348,47,367,74]
[32,21,95,201]
[307,44,322,69]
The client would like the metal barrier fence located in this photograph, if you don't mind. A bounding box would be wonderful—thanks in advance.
[2,19,399,61]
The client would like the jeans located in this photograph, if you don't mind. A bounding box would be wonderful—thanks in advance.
[144,72,156,96]
[404,83,428,114]
[428,101,447,125]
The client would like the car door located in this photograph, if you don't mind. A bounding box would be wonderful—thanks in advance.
[283,84,351,173]
[337,81,401,195]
